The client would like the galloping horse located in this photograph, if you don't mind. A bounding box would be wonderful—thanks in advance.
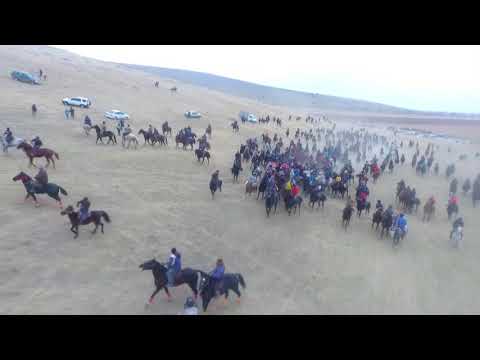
[13,171,67,208]
[17,142,59,168]
[140,259,202,305]
[60,205,111,239]
[1,135,24,153]
[92,125,117,145]
[198,272,246,312]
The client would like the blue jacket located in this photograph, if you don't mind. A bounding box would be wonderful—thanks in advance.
[210,264,225,280]
[167,253,181,272]
[396,216,407,231]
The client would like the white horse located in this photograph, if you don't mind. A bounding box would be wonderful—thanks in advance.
[122,133,139,149]
[1,135,25,153]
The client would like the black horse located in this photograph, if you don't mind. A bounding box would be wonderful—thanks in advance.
[356,199,370,217]
[371,208,383,230]
[285,195,303,216]
[13,171,68,208]
[139,259,202,305]
[209,178,222,199]
[138,129,154,145]
[93,125,117,145]
[342,205,354,230]
[195,149,210,165]
[331,181,348,199]
[60,205,111,239]
[380,212,393,238]
[265,190,279,217]
[257,175,268,200]
[309,191,326,209]
[198,272,246,312]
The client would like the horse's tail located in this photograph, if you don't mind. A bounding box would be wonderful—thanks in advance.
[54,152,60,160]
[59,186,68,196]
[101,211,111,223]
[236,273,246,289]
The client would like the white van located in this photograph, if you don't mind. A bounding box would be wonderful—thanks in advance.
[62,97,92,108]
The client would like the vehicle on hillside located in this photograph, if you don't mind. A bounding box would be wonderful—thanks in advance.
[185,111,202,119]
[11,70,40,85]
[62,97,92,108]
[105,110,130,121]
[239,111,257,123]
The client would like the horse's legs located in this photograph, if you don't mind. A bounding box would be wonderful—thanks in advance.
[50,156,55,169]
[91,222,98,234]
[163,286,172,301]
[100,222,104,233]
[148,286,162,304]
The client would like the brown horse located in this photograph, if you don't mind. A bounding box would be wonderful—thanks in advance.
[17,142,59,168]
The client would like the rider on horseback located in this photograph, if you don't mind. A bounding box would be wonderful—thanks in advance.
[77,197,91,223]
[4,128,13,144]
[34,166,48,192]
[211,170,222,191]
[166,248,181,287]
[376,200,384,211]
[450,217,464,240]
[394,213,408,236]
[209,258,225,296]
[147,124,154,137]
[84,116,92,127]
[101,121,108,137]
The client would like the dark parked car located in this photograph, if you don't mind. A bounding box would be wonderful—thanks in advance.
[11,70,40,85]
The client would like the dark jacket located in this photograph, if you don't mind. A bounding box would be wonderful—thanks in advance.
[35,168,48,186]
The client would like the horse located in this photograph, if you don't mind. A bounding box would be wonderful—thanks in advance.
[198,272,246,312]
[122,133,139,149]
[342,205,354,230]
[195,149,210,165]
[139,259,202,305]
[380,211,393,238]
[231,162,242,183]
[176,134,195,150]
[257,175,268,200]
[162,123,172,137]
[245,177,259,196]
[331,181,348,199]
[309,190,326,209]
[423,199,435,222]
[265,190,279,217]
[60,205,111,239]
[356,198,370,217]
[83,124,93,136]
[17,142,59,168]
[209,178,222,199]
[1,135,24,153]
[285,195,303,216]
[447,203,459,221]
[92,125,117,145]
[372,208,383,230]
[13,171,67,208]
[450,226,463,249]
[138,129,154,145]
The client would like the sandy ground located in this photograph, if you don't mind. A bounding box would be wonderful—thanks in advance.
[1,46,480,314]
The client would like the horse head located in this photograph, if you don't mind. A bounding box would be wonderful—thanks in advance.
[60,205,75,216]
[139,258,165,272]
[13,171,30,183]
[17,141,30,151]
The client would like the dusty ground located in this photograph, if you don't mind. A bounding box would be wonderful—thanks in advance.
[1,46,480,314]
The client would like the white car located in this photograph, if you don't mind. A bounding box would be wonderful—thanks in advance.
[62,97,91,108]
[105,110,130,121]
[247,114,257,123]
[184,111,202,119]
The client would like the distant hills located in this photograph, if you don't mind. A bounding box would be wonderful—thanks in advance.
[121,63,480,119]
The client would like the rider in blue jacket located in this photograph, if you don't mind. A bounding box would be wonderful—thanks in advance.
[395,213,407,234]
[210,258,225,296]
[166,248,181,287]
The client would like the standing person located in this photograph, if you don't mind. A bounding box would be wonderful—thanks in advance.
[32,104,37,116]
[65,107,70,119]
[166,248,181,287]
[70,107,75,119]
[3,128,13,144]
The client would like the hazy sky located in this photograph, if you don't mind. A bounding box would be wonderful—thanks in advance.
[52,45,480,113]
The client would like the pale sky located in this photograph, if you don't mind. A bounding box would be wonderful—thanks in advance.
[52,45,480,113]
